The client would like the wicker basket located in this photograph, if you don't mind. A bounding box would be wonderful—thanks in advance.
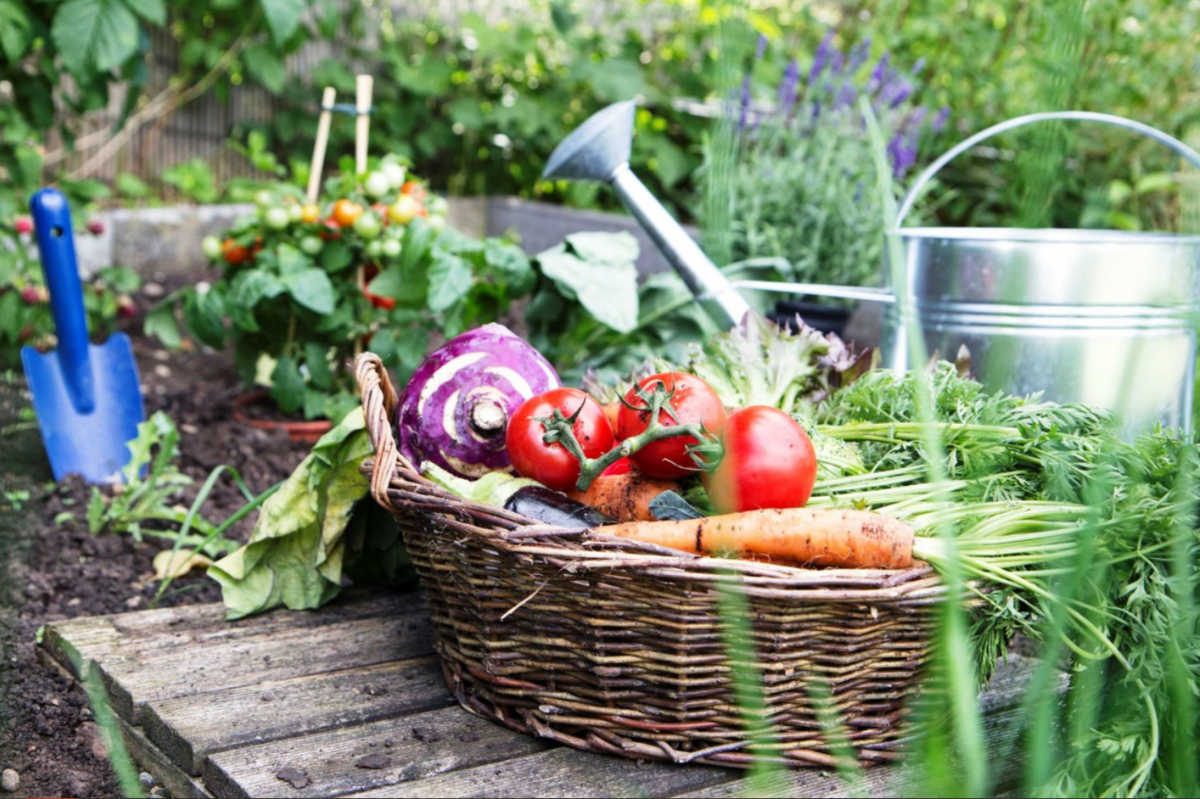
[355,354,948,768]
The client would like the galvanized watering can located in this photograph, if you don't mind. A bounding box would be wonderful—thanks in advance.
[545,106,1200,436]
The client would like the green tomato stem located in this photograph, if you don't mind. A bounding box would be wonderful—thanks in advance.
[537,383,721,493]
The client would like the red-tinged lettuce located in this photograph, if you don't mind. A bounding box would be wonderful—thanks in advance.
[684,312,876,417]
[396,323,560,477]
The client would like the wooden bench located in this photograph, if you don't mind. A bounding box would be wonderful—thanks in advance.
[39,588,1053,798]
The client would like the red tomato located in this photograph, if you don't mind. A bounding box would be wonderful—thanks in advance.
[601,401,621,433]
[616,372,725,480]
[507,389,615,491]
[222,239,250,265]
[702,406,818,514]
[601,457,632,476]
[360,262,396,310]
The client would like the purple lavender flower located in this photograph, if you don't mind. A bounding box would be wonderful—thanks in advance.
[848,38,871,72]
[833,83,857,111]
[830,50,845,76]
[885,79,913,109]
[887,130,919,178]
[866,53,891,93]
[811,100,822,122]
[777,59,800,118]
[911,57,926,75]
[932,105,950,133]
[756,33,768,61]
[908,106,927,130]
[808,32,834,83]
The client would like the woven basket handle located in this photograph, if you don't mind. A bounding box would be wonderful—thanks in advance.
[354,352,410,509]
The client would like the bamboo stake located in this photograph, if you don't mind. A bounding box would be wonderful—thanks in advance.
[354,74,374,358]
[306,86,337,204]
[355,74,373,176]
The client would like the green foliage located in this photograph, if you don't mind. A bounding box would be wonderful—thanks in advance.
[87,411,237,557]
[257,4,716,218]
[0,219,141,368]
[209,408,414,619]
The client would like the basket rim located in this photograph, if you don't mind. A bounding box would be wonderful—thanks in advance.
[353,352,946,598]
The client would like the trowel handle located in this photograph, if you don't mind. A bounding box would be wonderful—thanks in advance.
[30,188,95,414]
[610,165,751,328]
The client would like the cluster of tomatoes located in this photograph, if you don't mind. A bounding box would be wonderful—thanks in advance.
[505,372,819,515]
[200,165,449,310]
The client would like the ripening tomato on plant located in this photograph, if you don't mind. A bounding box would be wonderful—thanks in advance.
[332,199,364,228]
[702,406,818,514]
[507,388,615,491]
[360,262,396,311]
[222,239,251,265]
[616,372,725,479]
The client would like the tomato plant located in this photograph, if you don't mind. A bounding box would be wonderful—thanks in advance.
[702,406,817,514]
[616,372,725,479]
[507,389,614,491]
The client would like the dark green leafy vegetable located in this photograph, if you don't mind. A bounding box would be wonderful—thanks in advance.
[209,409,413,619]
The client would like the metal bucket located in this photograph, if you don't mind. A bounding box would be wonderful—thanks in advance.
[735,112,1200,435]
[883,112,1200,436]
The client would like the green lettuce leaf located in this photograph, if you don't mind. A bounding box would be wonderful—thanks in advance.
[209,408,415,619]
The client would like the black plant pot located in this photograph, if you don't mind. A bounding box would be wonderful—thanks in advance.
[769,299,853,338]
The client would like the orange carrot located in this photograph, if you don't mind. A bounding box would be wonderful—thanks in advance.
[567,473,678,523]
[596,507,915,569]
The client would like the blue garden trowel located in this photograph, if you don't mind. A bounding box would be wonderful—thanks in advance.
[21,188,144,483]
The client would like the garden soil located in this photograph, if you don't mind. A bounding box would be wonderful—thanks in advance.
[0,295,315,798]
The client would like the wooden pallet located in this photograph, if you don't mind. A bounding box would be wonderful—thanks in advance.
[39,588,1056,798]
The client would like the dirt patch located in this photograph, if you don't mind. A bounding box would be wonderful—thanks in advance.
[0,298,314,798]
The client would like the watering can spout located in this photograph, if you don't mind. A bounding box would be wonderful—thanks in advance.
[543,101,635,182]
[545,101,752,328]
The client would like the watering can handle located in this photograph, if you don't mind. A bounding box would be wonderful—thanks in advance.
[895,111,1200,225]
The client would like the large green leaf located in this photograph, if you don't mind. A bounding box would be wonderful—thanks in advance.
[228,270,284,331]
[242,44,286,94]
[0,1,32,63]
[143,302,181,348]
[537,245,639,333]
[260,0,304,45]
[270,355,305,413]
[282,268,334,314]
[120,0,164,25]
[303,342,334,389]
[565,231,640,266]
[182,289,226,349]
[277,242,309,275]
[426,253,473,312]
[318,240,354,273]
[52,0,140,76]
[483,239,534,295]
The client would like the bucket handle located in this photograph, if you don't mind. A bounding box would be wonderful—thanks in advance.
[896,111,1200,225]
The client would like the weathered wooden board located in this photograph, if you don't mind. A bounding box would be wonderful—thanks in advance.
[41,589,1060,798]
[43,590,430,724]
[204,705,549,799]
[340,747,737,799]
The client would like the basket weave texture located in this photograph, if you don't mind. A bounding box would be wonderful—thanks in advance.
[355,353,948,768]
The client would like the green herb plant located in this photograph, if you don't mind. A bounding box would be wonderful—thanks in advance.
[86,411,240,559]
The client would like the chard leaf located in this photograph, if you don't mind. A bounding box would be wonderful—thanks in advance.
[649,491,705,521]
